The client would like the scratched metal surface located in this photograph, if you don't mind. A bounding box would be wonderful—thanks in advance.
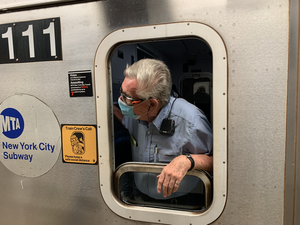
[0,0,289,224]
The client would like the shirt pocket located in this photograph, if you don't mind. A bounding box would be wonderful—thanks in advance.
[156,148,181,163]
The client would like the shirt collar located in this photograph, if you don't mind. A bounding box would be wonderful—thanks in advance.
[152,97,175,130]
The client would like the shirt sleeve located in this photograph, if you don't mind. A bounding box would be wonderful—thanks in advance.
[183,112,213,156]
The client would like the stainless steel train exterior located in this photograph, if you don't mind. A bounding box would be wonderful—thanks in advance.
[0,0,299,224]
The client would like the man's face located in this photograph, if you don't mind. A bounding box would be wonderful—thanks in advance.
[121,77,138,99]
[120,77,153,121]
[120,77,143,105]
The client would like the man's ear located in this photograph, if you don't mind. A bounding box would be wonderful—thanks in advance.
[149,98,159,109]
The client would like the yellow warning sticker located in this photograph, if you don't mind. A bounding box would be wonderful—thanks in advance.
[62,125,97,164]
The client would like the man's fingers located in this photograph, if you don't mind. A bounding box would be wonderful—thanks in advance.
[173,181,180,193]
[167,178,177,196]
[156,174,164,193]
[162,175,171,197]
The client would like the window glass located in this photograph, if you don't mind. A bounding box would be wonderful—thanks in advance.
[119,171,209,211]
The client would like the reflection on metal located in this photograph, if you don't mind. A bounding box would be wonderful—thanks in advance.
[114,162,212,210]
[0,0,97,12]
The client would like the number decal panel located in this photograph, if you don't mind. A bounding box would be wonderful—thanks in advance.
[0,18,62,64]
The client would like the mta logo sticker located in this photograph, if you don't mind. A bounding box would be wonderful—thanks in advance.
[0,108,24,139]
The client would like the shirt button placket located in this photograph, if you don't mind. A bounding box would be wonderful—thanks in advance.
[144,130,151,162]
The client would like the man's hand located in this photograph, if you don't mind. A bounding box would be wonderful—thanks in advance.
[113,105,124,123]
[156,155,191,198]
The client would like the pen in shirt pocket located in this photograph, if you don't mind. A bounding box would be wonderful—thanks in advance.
[154,145,158,162]
[130,134,138,147]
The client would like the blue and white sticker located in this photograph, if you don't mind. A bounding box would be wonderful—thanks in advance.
[0,94,61,177]
[1,108,24,139]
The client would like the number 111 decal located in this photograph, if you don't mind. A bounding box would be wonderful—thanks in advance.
[0,18,62,64]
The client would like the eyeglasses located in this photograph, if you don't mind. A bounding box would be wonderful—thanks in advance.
[120,87,145,106]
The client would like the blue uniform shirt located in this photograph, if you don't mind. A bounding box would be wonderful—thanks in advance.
[122,97,213,199]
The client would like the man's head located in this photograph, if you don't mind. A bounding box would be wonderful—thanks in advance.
[124,59,172,107]
[119,59,172,122]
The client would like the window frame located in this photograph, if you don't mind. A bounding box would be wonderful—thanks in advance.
[113,162,213,210]
[94,22,227,225]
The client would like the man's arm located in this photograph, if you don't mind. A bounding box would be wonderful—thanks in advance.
[156,154,213,198]
[193,153,213,171]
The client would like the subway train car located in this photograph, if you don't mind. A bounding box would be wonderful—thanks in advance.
[0,0,299,224]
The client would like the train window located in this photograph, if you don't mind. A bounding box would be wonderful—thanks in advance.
[111,40,213,212]
[95,22,227,225]
[114,162,213,211]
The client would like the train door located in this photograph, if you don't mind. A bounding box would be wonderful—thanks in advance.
[94,22,227,225]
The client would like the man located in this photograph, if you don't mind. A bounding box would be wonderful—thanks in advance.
[114,59,213,199]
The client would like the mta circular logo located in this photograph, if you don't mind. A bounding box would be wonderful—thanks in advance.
[0,108,24,139]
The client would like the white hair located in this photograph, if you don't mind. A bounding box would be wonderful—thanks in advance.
[124,59,172,107]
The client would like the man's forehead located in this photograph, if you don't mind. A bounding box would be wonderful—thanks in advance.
[122,77,139,96]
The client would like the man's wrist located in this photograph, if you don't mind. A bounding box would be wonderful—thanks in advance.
[185,153,195,171]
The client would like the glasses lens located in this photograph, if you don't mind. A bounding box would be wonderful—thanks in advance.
[123,95,133,106]
[120,88,134,106]
[120,87,145,106]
